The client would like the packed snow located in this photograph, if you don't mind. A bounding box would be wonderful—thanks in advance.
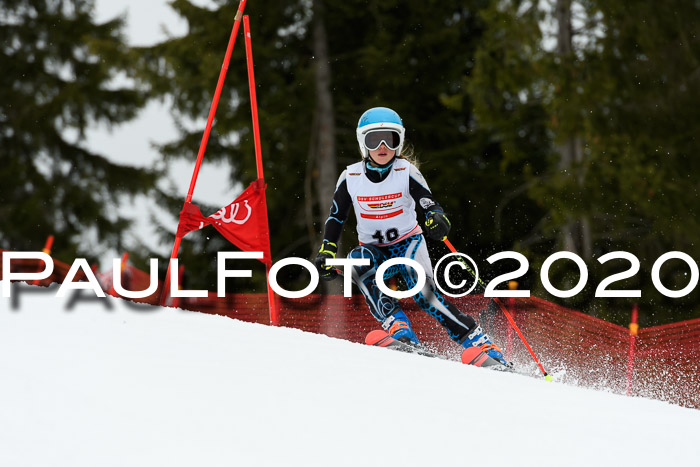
[1,283,699,467]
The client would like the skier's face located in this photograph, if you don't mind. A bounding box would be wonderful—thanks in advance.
[368,143,396,166]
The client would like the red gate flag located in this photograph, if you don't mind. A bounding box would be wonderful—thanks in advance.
[177,179,270,264]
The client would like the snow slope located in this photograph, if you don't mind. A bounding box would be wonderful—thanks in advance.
[1,283,699,467]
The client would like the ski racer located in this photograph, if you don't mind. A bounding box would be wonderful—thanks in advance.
[314,107,510,366]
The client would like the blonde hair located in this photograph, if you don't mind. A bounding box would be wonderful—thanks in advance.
[397,142,419,168]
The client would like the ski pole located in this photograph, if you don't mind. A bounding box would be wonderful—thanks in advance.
[442,238,552,381]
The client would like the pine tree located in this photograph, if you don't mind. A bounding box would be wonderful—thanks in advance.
[0,0,157,261]
[466,0,700,324]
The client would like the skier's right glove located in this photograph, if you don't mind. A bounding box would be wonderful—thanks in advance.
[314,240,338,281]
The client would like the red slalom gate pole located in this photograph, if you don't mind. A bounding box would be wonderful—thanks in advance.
[505,281,518,361]
[171,264,185,309]
[160,0,248,306]
[442,238,552,380]
[243,16,264,182]
[243,15,279,326]
[32,235,54,285]
[626,304,639,396]
[110,252,129,297]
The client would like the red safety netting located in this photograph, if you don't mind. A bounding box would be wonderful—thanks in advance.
[633,319,700,407]
[95,261,160,305]
[2,251,698,409]
[0,249,88,285]
[493,297,631,393]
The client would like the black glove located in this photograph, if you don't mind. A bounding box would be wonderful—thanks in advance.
[424,211,451,241]
[314,240,338,281]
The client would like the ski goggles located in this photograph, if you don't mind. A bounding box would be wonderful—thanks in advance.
[363,129,402,151]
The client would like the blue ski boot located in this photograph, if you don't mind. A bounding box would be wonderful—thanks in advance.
[382,311,420,346]
[460,325,511,367]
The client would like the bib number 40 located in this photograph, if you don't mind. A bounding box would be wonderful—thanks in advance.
[372,228,399,244]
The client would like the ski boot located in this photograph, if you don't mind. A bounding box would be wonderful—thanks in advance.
[382,311,420,346]
[460,325,512,368]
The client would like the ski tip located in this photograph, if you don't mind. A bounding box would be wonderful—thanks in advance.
[461,347,489,366]
[461,347,503,368]
[365,329,392,347]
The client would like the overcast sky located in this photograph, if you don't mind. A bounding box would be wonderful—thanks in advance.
[89,0,240,262]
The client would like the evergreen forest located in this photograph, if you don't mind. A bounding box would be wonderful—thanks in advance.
[2,0,699,326]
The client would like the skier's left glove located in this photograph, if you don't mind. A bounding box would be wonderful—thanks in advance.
[314,240,338,281]
[424,211,451,241]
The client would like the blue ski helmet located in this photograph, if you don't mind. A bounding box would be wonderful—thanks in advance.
[356,107,405,159]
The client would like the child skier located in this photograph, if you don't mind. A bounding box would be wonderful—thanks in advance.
[314,107,510,366]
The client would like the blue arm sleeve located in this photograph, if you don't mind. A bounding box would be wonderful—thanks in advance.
[322,171,352,244]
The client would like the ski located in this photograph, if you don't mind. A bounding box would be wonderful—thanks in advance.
[461,347,518,373]
[366,329,516,372]
[460,346,503,368]
[365,329,443,358]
